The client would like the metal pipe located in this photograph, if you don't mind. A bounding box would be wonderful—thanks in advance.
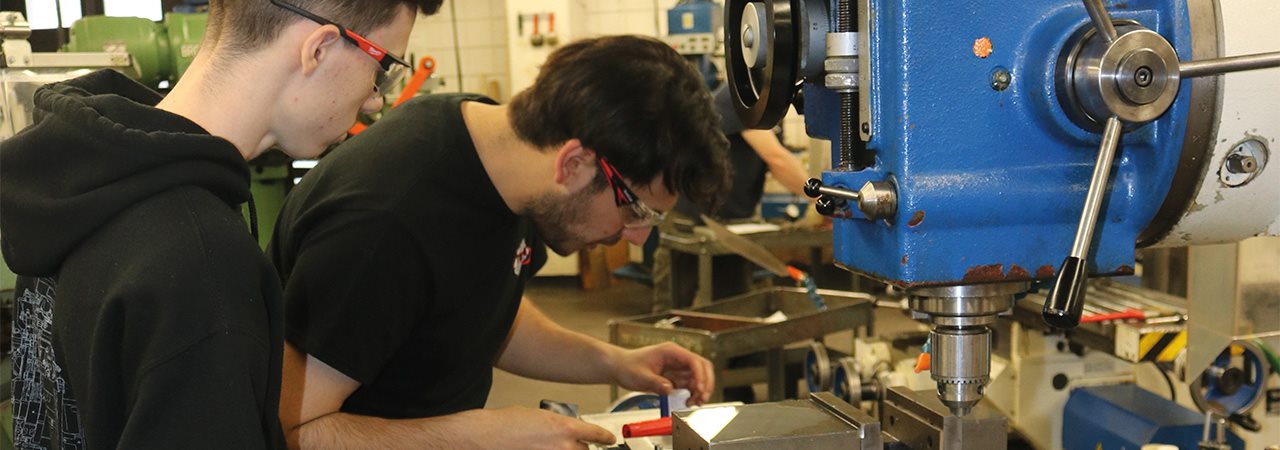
[1180,51,1280,78]
[1082,0,1118,43]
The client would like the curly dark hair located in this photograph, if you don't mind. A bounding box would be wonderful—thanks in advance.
[207,0,442,55]
[508,35,731,208]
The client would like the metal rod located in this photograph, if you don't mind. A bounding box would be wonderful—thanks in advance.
[815,185,860,201]
[839,93,857,170]
[836,0,852,32]
[836,0,856,170]
[1070,116,1123,258]
[1180,51,1280,78]
[1083,0,1118,43]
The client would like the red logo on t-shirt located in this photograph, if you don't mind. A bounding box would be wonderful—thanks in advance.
[513,239,532,275]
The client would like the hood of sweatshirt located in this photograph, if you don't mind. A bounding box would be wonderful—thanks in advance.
[1,69,250,276]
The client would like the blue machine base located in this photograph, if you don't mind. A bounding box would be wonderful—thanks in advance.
[1063,384,1243,450]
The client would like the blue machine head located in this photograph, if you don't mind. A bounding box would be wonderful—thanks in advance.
[723,0,1280,326]
[754,0,1195,289]
[723,0,1280,419]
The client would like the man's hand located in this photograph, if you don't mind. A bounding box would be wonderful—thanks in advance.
[609,342,716,404]
[459,407,617,450]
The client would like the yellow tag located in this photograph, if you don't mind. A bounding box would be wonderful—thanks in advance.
[682,12,695,30]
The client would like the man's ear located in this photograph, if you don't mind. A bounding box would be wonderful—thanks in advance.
[299,24,345,75]
[552,139,595,190]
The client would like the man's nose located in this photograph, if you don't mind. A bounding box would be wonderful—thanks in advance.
[361,92,385,115]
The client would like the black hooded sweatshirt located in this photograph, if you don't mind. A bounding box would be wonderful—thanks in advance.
[0,69,285,449]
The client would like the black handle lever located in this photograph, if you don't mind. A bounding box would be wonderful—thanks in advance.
[804,178,824,198]
[805,178,860,201]
[1043,116,1122,329]
[1043,256,1088,328]
[815,196,846,216]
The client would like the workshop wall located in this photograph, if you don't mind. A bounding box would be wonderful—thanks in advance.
[406,0,510,101]
[580,0,672,37]
[402,1,688,104]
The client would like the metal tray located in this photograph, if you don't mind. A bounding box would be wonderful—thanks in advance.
[609,287,875,362]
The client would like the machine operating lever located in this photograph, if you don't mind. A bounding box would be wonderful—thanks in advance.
[1045,116,1122,329]
[804,178,860,201]
[1045,0,1279,329]
[1082,0,1117,43]
[1179,51,1280,78]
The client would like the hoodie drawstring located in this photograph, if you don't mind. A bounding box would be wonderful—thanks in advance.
[247,193,260,243]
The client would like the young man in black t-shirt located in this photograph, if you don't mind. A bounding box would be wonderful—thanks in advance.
[0,0,439,448]
[270,35,731,448]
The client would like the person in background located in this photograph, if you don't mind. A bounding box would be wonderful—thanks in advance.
[0,0,438,447]
[651,83,813,312]
[270,35,730,449]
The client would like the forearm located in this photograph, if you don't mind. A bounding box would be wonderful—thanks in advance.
[767,156,811,197]
[742,129,811,196]
[495,298,622,384]
[298,410,479,449]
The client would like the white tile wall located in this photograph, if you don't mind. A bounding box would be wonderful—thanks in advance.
[579,0,678,38]
[406,0,510,101]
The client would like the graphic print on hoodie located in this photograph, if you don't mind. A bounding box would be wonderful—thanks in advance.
[0,69,286,449]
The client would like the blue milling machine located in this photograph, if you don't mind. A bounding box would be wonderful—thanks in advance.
[691,0,1280,448]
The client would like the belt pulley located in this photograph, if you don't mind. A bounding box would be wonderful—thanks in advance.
[725,0,801,129]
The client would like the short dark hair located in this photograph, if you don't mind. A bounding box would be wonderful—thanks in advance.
[508,35,731,207]
[207,0,442,55]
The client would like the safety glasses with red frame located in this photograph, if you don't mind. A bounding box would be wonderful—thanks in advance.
[598,156,666,229]
[269,0,411,94]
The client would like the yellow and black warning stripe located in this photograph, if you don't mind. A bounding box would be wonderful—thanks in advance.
[1138,330,1186,362]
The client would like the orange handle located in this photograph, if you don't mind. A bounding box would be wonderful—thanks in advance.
[786,265,806,282]
[622,417,672,438]
[1080,309,1144,323]
[393,56,436,107]
[348,56,437,136]
[913,352,931,373]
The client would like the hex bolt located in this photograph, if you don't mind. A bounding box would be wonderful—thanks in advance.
[990,68,1011,91]
[1225,154,1259,174]
[1135,66,1153,87]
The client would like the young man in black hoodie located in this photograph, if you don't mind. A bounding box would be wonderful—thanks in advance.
[271,36,731,449]
[0,0,439,447]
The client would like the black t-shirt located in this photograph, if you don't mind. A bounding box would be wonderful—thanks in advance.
[269,94,547,419]
[674,84,771,220]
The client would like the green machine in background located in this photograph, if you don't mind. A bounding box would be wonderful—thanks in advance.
[62,12,291,250]
[62,13,207,89]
